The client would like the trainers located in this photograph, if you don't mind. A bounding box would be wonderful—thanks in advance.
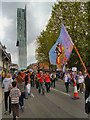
[16,116,19,118]
[9,113,12,116]
[22,106,24,110]
[21,106,24,112]
[4,111,8,114]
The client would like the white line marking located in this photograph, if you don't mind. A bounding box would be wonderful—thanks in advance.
[31,93,34,97]
[51,88,71,96]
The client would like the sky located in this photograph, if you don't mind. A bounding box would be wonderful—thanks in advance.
[0,0,56,66]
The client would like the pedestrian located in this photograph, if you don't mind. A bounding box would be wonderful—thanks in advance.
[50,73,53,86]
[25,71,29,99]
[35,72,39,89]
[27,72,31,96]
[10,81,21,120]
[30,72,35,87]
[74,71,79,91]
[45,72,50,93]
[51,71,56,88]
[37,71,45,95]
[70,71,73,83]
[2,73,13,114]
[85,66,90,119]
[17,72,25,112]
[64,69,71,93]
[78,71,84,93]
[76,72,80,91]
[84,71,87,79]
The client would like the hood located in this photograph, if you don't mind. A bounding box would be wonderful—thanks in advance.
[4,78,12,82]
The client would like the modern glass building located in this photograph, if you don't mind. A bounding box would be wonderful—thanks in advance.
[16,6,27,69]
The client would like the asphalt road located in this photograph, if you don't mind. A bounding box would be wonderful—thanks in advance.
[2,80,88,119]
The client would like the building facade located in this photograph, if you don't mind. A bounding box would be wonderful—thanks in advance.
[16,5,27,69]
[10,63,18,74]
[0,42,11,74]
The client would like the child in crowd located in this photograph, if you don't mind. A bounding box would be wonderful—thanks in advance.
[9,81,21,120]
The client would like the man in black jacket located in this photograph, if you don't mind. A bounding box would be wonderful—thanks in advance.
[85,66,90,119]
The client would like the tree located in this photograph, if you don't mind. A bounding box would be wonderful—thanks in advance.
[35,2,89,71]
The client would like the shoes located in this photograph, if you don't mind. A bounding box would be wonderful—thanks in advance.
[78,89,80,92]
[21,106,24,112]
[22,106,24,109]
[4,111,8,114]
[16,116,19,118]
[42,93,44,95]
[9,113,12,116]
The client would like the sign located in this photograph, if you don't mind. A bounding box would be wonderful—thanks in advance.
[72,67,77,71]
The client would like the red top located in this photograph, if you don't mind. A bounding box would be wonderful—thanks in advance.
[37,74,43,83]
[70,73,72,78]
[45,75,50,82]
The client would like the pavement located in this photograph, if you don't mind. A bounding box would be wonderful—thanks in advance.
[1,79,88,119]
[0,82,3,120]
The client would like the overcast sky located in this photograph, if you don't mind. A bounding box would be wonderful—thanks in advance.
[0,1,56,66]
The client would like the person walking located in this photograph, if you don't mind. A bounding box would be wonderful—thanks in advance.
[10,81,21,120]
[74,71,79,91]
[25,71,30,99]
[45,72,50,93]
[50,73,53,86]
[85,67,90,119]
[64,69,71,93]
[51,72,56,88]
[78,71,84,93]
[37,71,45,95]
[2,73,13,114]
[17,72,25,112]
[35,72,39,89]
[30,72,35,87]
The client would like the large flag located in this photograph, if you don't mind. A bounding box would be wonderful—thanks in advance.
[49,24,74,70]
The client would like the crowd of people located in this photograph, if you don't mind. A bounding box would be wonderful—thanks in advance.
[2,70,57,120]
[63,69,87,93]
[1,67,90,119]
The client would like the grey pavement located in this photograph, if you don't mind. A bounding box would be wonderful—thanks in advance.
[2,79,88,119]
[0,82,2,120]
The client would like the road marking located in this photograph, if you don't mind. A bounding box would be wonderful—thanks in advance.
[51,88,71,96]
[31,93,34,97]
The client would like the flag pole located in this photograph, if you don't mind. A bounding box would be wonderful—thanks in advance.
[74,45,90,78]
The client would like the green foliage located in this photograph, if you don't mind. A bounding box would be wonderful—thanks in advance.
[35,2,89,70]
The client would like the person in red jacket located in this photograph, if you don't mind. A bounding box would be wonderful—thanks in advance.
[45,72,50,93]
[37,71,45,95]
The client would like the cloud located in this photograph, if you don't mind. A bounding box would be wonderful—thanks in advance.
[11,52,18,64]
[27,2,52,44]
[0,17,13,40]
[27,42,37,65]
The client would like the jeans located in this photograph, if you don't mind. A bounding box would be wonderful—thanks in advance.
[38,82,44,95]
[19,92,24,108]
[4,91,11,113]
[51,79,56,88]
[35,81,39,89]
[12,104,19,120]
[25,86,28,99]
[31,79,34,87]
[45,82,50,92]
[65,82,69,93]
